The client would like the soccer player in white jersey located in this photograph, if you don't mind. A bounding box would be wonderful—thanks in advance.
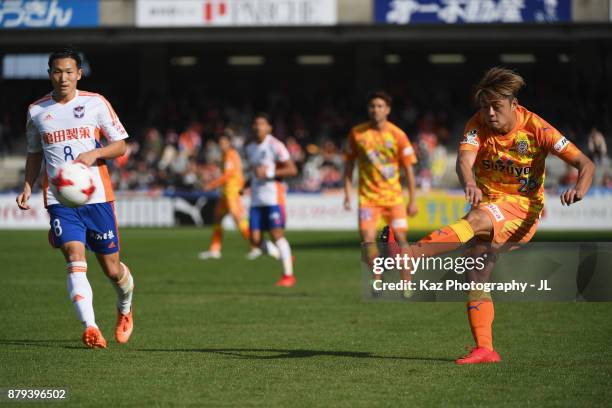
[245,113,298,287]
[15,48,135,349]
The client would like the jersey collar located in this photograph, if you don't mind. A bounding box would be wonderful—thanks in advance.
[51,89,79,105]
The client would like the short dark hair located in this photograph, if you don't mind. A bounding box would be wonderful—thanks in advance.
[254,112,271,124]
[48,47,82,70]
[367,90,392,106]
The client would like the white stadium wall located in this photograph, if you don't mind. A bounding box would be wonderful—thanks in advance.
[0,193,174,229]
[1,191,611,231]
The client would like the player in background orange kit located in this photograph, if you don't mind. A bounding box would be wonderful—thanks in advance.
[343,90,419,294]
[405,67,595,364]
[198,133,252,259]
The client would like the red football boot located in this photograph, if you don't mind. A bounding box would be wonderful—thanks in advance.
[455,347,501,365]
[275,275,296,287]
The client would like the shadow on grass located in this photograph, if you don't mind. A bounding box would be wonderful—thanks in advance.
[136,347,455,362]
[143,290,312,298]
[0,339,85,350]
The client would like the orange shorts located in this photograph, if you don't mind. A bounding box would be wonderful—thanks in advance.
[477,201,539,244]
[215,195,245,221]
[359,204,407,233]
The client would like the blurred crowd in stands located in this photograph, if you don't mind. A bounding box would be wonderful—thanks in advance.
[1,89,611,193]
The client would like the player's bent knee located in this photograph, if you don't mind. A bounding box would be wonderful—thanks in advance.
[270,228,284,241]
[65,254,86,263]
[97,254,122,278]
[250,231,262,245]
[465,210,493,235]
[62,248,86,263]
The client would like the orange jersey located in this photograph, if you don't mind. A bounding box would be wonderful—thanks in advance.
[207,148,244,197]
[459,105,581,216]
[345,121,417,206]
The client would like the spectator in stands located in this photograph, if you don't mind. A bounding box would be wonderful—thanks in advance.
[588,127,608,164]
[129,160,156,191]
[286,136,305,169]
[180,158,204,191]
[142,127,163,166]
[416,112,438,190]
[158,129,179,172]
[559,163,579,186]
[178,122,202,157]
[601,171,612,188]
[203,139,222,165]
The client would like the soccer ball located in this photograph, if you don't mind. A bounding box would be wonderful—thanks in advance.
[50,161,96,208]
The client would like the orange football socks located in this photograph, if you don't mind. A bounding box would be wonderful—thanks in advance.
[412,219,475,258]
[467,290,494,351]
[238,219,250,242]
[210,224,223,252]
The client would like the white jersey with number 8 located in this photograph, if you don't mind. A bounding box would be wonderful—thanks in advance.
[26,90,128,207]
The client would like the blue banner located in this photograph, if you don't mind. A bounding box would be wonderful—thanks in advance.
[0,0,99,28]
[375,0,572,24]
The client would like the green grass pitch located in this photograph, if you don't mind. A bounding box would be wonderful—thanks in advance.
[1,228,611,407]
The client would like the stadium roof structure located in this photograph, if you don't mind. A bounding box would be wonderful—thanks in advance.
[1,23,612,46]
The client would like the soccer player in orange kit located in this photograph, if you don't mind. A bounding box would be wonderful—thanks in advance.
[408,67,595,364]
[343,91,418,294]
[199,133,251,259]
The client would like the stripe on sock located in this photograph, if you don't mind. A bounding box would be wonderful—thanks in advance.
[67,261,87,273]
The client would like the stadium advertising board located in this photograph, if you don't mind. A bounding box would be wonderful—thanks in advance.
[0,0,99,28]
[374,0,572,24]
[2,190,611,230]
[0,194,174,228]
[136,0,337,27]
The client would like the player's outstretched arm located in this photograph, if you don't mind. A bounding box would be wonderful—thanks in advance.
[76,140,127,167]
[343,159,355,211]
[456,150,482,206]
[16,152,43,210]
[204,169,233,191]
[560,152,595,206]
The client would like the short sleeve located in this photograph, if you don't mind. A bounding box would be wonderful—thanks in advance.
[273,139,291,162]
[537,120,580,162]
[96,96,128,142]
[396,131,417,166]
[459,116,482,153]
[344,130,358,161]
[26,111,42,153]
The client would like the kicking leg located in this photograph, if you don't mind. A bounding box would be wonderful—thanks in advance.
[456,243,501,365]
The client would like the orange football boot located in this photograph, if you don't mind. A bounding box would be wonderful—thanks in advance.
[82,326,107,349]
[115,308,133,344]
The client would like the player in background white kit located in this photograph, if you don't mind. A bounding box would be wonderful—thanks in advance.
[245,113,298,287]
[16,48,135,349]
